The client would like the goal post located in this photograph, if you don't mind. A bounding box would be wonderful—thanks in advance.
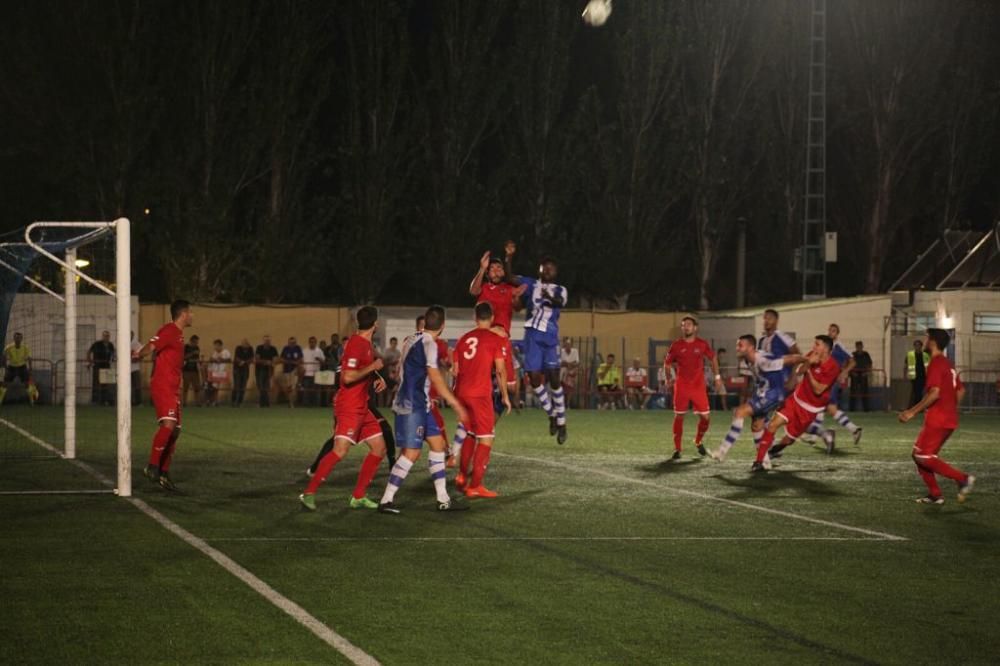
[4,218,133,496]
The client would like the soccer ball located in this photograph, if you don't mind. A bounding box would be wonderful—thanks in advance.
[582,0,612,27]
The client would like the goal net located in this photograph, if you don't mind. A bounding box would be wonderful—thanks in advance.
[0,219,133,496]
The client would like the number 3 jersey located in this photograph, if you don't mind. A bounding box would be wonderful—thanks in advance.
[453,329,507,398]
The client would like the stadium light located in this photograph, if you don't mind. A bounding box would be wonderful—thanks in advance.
[74,258,90,268]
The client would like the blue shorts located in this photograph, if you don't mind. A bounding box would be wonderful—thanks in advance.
[394,410,443,449]
[749,388,785,420]
[523,333,560,373]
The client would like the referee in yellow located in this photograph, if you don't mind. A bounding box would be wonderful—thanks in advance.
[2,332,36,405]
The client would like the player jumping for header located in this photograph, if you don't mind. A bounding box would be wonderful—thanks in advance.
[504,241,568,444]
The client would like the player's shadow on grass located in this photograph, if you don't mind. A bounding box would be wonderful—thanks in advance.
[637,459,704,475]
[710,471,844,500]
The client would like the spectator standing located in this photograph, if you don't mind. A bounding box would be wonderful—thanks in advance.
[328,334,343,369]
[279,336,304,408]
[907,339,931,408]
[301,336,325,407]
[205,339,231,407]
[231,338,254,406]
[181,335,202,406]
[255,335,278,407]
[624,357,650,409]
[596,353,622,409]
[559,337,580,408]
[130,331,142,405]
[851,341,873,412]
[87,330,115,406]
[1,332,36,405]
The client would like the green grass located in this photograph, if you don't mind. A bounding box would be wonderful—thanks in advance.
[1,405,999,664]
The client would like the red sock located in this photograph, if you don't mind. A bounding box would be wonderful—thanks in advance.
[305,451,342,495]
[755,430,775,463]
[471,444,493,488]
[148,426,172,468]
[919,455,968,485]
[672,415,684,450]
[695,416,710,444]
[160,430,181,472]
[352,453,383,499]
[914,463,942,497]
[460,435,477,476]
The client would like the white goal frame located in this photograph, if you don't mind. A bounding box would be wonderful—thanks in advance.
[17,218,133,496]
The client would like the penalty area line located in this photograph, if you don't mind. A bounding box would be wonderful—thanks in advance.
[494,451,909,542]
[0,418,380,666]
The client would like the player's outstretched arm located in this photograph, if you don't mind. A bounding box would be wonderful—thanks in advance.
[503,240,522,286]
[427,366,469,424]
[469,251,490,297]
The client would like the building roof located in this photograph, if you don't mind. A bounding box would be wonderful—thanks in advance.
[699,295,892,319]
[889,229,1000,291]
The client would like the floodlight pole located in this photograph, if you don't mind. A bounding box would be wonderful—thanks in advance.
[115,218,131,497]
[65,248,77,460]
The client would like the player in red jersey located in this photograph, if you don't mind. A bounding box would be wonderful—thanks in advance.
[899,328,976,504]
[751,335,840,472]
[449,251,525,466]
[299,306,388,511]
[132,300,192,491]
[664,316,724,459]
[452,302,511,498]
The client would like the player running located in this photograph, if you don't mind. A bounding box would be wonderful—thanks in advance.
[709,335,803,463]
[133,300,192,491]
[750,335,839,472]
[899,328,976,505]
[452,302,512,498]
[299,306,388,511]
[665,316,724,459]
[505,241,569,444]
[377,306,470,514]
[801,323,863,449]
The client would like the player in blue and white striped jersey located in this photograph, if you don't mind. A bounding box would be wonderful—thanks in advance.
[757,308,800,388]
[504,241,569,444]
[376,306,470,514]
[709,335,805,463]
[801,323,863,449]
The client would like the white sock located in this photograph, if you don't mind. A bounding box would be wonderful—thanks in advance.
[552,387,567,426]
[428,451,449,503]
[451,423,468,456]
[533,384,554,416]
[380,456,413,504]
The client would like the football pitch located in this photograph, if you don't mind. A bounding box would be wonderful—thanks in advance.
[1,406,998,665]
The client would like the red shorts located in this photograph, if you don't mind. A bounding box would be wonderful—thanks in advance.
[774,397,822,440]
[458,394,496,438]
[151,382,181,425]
[673,382,710,414]
[913,425,954,456]
[334,409,382,444]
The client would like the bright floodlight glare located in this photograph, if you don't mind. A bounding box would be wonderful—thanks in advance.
[74,258,90,268]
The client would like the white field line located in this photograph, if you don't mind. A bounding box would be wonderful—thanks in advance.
[209,535,888,543]
[494,451,909,542]
[0,489,114,495]
[0,418,380,666]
